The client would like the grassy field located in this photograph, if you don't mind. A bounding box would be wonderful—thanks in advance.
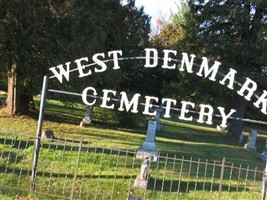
[0,96,266,165]
[0,95,267,199]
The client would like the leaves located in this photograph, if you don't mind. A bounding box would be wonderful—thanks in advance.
[0,0,151,112]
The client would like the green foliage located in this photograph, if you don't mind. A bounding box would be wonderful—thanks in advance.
[0,0,151,114]
[148,1,266,139]
[180,0,267,138]
[183,0,267,82]
[92,106,147,128]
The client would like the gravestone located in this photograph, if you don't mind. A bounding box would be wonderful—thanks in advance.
[216,125,227,133]
[133,157,151,189]
[155,106,163,131]
[136,120,158,161]
[127,195,141,200]
[244,129,257,152]
[80,106,93,126]
[41,130,55,139]
[260,139,267,162]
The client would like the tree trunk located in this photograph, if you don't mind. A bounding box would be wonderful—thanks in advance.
[6,64,19,115]
[227,94,247,140]
[6,64,30,115]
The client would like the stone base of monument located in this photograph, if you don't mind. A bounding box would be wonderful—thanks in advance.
[79,117,92,127]
[133,174,149,189]
[136,148,158,162]
[260,153,267,162]
[244,143,256,152]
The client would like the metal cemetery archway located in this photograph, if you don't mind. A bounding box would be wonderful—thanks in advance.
[30,48,267,196]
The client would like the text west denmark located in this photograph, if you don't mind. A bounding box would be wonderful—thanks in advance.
[48,48,267,127]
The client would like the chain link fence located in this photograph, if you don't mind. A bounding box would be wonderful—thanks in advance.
[0,131,264,199]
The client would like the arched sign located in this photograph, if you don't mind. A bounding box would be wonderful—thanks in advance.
[47,48,266,128]
[31,48,266,190]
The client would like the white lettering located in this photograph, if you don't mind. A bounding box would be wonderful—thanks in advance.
[101,89,116,109]
[75,57,91,78]
[179,101,195,121]
[108,50,122,70]
[49,62,71,83]
[82,87,97,106]
[179,52,195,73]
[254,90,267,114]
[142,96,159,115]
[162,98,177,118]
[196,57,221,81]
[219,68,237,90]
[237,78,257,101]
[197,104,213,125]
[217,107,236,127]
[162,49,177,69]
[118,92,141,113]
[93,53,107,73]
[144,48,158,68]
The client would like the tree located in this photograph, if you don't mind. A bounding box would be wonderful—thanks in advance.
[1,1,55,114]
[180,0,267,140]
[0,0,151,115]
[133,3,187,103]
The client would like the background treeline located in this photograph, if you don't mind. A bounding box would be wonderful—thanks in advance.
[0,0,266,140]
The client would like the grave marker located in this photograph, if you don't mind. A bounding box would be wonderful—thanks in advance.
[136,120,158,161]
[133,157,151,189]
[80,106,93,126]
[244,129,257,152]
[260,139,267,162]
[155,106,163,131]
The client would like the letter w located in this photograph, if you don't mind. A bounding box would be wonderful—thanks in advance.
[49,62,71,83]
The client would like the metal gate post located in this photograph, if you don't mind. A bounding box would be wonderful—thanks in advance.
[30,76,48,191]
[70,137,84,199]
[260,160,267,200]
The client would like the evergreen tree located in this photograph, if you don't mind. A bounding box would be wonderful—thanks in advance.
[0,0,151,115]
[182,0,267,139]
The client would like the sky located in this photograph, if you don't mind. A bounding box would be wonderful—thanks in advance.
[135,0,182,25]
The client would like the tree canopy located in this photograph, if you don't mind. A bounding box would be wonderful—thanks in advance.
[0,0,151,114]
[178,0,266,139]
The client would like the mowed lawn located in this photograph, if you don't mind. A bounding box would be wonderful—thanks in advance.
[0,96,266,170]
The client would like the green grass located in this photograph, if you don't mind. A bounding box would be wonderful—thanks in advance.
[0,96,266,199]
[0,96,266,166]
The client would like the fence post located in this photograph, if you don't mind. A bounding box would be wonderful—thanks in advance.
[218,157,225,200]
[30,76,48,191]
[70,136,84,200]
[260,161,267,200]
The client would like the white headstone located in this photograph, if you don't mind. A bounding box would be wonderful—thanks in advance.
[80,106,93,126]
[136,120,158,161]
[244,129,257,152]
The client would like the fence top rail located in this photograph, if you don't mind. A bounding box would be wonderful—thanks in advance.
[0,129,264,174]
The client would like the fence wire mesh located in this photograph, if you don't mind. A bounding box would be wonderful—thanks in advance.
[0,131,264,199]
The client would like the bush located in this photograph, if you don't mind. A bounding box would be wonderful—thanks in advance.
[92,106,147,128]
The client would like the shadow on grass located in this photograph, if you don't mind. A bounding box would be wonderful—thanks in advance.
[147,177,250,193]
[0,166,253,195]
